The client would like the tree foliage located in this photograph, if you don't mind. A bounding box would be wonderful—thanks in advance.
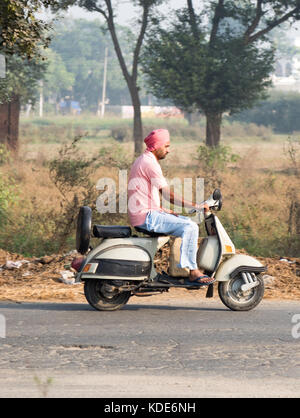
[230,91,300,133]
[142,0,300,146]
[142,12,274,116]
[46,19,134,108]
[0,1,59,104]
[0,55,46,105]
[0,0,58,58]
[43,48,75,102]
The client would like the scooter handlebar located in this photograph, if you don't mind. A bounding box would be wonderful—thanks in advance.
[188,189,222,214]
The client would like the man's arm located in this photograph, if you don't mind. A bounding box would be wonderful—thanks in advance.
[159,186,208,214]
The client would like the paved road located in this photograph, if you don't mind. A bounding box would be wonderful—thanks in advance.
[0,298,299,398]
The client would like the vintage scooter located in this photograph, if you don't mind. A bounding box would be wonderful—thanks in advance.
[73,189,266,311]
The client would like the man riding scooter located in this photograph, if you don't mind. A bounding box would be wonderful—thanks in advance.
[127,129,215,287]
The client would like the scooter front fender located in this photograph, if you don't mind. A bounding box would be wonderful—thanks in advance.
[215,254,266,281]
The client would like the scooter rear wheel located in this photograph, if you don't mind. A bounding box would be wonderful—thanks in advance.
[218,274,264,311]
[84,279,131,311]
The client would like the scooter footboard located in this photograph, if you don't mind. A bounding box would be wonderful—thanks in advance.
[215,254,266,281]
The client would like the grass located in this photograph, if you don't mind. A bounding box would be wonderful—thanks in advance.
[0,113,299,257]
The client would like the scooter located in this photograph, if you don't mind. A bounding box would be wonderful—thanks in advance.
[73,189,266,311]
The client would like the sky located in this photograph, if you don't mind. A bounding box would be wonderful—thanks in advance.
[47,1,188,26]
[43,1,300,44]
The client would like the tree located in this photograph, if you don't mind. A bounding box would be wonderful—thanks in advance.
[54,0,162,154]
[43,49,75,110]
[0,0,57,59]
[0,56,46,150]
[47,19,134,110]
[142,0,300,147]
[0,0,58,150]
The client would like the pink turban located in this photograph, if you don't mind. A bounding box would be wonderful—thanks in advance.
[144,129,170,151]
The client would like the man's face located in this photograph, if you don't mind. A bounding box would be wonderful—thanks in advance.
[153,141,170,160]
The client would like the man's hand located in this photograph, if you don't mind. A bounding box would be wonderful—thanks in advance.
[195,203,210,213]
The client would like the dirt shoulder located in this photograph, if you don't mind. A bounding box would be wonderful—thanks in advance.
[0,370,298,398]
[0,247,299,303]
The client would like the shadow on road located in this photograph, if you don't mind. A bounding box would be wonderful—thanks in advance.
[0,301,228,312]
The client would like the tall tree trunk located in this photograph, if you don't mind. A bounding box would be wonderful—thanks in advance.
[103,2,149,156]
[132,92,143,155]
[0,95,20,152]
[205,112,222,147]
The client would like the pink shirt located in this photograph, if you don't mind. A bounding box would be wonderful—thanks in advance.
[128,150,168,226]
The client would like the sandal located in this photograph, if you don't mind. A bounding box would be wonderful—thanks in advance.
[185,275,216,287]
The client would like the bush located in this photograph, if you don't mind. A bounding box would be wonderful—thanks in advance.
[111,126,132,142]
[48,135,99,251]
[98,144,134,170]
[221,121,273,140]
[0,144,11,165]
[0,174,15,228]
[197,144,239,170]
[229,91,300,133]
[0,198,58,257]
[196,144,240,192]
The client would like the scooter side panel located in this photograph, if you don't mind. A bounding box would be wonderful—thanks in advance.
[215,254,265,281]
[86,237,157,261]
[78,236,170,281]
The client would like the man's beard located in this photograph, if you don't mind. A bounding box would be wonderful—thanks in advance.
[159,153,167,160]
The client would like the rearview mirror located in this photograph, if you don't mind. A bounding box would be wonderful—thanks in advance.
[213,188,222,200]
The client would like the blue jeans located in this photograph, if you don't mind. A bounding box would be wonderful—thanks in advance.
[138,210,199,270]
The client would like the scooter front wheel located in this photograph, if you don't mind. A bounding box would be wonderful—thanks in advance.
[84,279,131,311]
[218,274,264,311]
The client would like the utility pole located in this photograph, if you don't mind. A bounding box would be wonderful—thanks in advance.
[98,47,108,118]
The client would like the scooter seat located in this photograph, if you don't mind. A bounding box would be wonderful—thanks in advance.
[93,225,132,238]
[135,226,168,237]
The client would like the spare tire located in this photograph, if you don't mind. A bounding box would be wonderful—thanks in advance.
[76,206,92,254]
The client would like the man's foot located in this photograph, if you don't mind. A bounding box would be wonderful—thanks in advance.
[185,275,216,287]
[189,269,213,285]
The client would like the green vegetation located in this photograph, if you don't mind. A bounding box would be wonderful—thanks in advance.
[230,91,300,134]
[45,19,133,110]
